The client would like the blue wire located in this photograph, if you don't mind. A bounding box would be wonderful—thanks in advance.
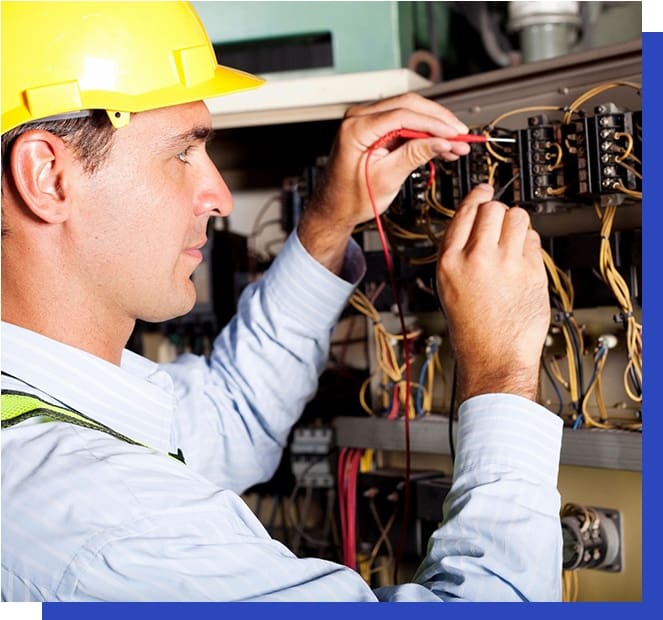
[585,345,607,391]
[573,344,607,430]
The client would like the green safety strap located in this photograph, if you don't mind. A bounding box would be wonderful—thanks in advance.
[1,390,185,464]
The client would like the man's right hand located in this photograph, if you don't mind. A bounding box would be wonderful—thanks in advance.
[436,184,550,403]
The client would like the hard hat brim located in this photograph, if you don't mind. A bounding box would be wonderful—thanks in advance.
[2,64,265,134]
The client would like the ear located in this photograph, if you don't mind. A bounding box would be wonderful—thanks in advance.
[10,129,75,225]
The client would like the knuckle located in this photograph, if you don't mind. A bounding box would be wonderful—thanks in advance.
[463,243,490,267]
[437,249,457,275]
[337,116,360,143]
[479,200,507,218]
[398,92,420,107]
[344,103,364,118]
[525,228,543,250]
[506,206,531,225]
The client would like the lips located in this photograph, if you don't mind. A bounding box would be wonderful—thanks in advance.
[184,237,207,259]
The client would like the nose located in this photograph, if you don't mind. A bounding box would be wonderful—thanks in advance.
[193,156,233,218]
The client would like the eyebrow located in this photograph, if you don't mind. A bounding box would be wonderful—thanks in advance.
[162,126,215,149]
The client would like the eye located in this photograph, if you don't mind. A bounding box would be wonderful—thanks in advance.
[176,146,192,164]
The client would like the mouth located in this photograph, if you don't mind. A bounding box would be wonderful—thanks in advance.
[183,237,207,260]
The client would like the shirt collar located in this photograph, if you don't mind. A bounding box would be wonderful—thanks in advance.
[1,321,175,454]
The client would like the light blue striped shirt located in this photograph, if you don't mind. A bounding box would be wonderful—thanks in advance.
[1,231,563,602]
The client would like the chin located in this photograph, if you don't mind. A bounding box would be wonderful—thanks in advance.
[140,292,197,324]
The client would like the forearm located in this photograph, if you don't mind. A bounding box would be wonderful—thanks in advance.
[167,232,363,491]
[413,394,563,601]
[297,197,356,277]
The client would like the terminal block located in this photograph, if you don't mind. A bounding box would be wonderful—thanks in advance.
[514,115,566,205]
[562,103,642,196]
[290,426,335,488]
[451,130,516,204]
[452,139,491,204]
[390,163,433,216]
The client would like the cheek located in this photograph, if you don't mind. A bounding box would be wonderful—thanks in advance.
[76,159,195,272]
[101,167,189,233]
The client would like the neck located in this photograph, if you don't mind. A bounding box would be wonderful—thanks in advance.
[2,255,133,366]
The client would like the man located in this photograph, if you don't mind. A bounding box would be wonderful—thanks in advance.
[1,1,562,602]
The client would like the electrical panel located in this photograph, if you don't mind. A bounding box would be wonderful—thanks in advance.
[131,39,642,598]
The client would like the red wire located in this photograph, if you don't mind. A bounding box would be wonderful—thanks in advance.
[364,128,432,584]
[338,446,365,569]
[347,449,362,569]
[387,384,400,420]
[338,450,345,557]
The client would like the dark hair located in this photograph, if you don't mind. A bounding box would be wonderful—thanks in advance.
[1,110,116,175]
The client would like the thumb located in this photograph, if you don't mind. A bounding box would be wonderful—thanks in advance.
[367,138,435,194]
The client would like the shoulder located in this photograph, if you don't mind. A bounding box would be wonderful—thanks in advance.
[2,421,253,597]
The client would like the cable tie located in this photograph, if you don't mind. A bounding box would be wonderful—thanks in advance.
[554,311,574,322]
[613,311,633,324]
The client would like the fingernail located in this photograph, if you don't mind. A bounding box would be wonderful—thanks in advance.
[476,183,494,193]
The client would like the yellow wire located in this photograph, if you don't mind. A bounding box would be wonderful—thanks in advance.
[562,81,641,124]
[350,289,424,416]
[614,131,634,162]
[547,141,564,170]
[483,107,561,165]
[581,346,612,429]
[489,105,563,129]
[550,356,571,392]
[484,136,512,163]
[542,249,583,403]
[596,204,642,406]
[359,376,374,416]
[546,184,570,196]
[427,177,456,218]
[562,569,579,602]
[382,216,430,240]
[617,161,642,182]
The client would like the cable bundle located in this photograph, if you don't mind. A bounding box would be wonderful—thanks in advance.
[349,289,423,419]
[542,249,585,413]
[337,447,363,569]
[596,202,642,412]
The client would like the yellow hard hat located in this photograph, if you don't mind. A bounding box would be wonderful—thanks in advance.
[1,1,265,134]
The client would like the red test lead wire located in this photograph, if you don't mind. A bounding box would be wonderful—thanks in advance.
[450,134,516,143]
[364,130,418,584]
[362,126,515,581]
[385,128,516,143]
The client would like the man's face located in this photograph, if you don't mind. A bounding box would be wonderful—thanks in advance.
[70,101,231,324]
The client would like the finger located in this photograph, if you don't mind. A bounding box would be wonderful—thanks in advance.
[524,229,545,266]
[377,134,470,184]
[352,107,466,149]
[467,200,509,251]
[498,207,532,257]
[441,184,495,252]
[345,92,469,134]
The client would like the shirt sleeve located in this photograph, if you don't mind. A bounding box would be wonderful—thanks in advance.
[163,231,365,492]
[375,393,564,601]
[3,391,562,601]
[65,393,561,602]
